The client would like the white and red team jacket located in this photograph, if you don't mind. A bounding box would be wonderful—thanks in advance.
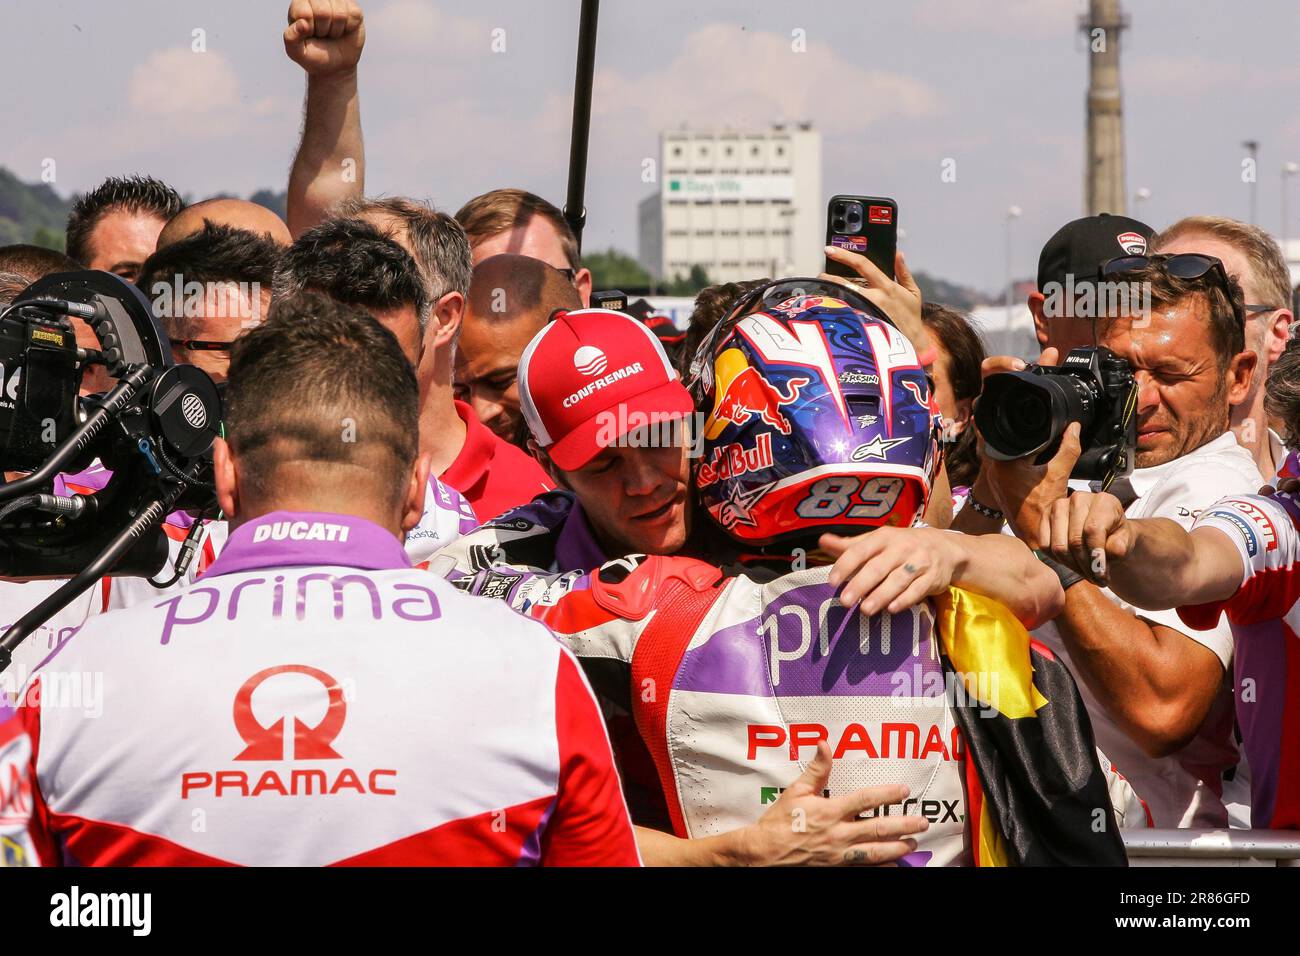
[0,511,639,867]
[1,473,475,710]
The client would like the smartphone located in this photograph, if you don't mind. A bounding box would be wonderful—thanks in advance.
[825,195,897,281]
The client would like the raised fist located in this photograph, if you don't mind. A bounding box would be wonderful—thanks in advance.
[284,0,365,76]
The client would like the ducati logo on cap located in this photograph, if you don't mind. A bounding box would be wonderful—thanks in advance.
[1117,231,1147,255]
[573,345,608,377]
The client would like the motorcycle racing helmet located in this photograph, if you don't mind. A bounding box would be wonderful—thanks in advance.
[685,279,942,548]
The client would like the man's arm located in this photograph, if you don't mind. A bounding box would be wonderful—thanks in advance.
[983,426,1242,757]
[821,526,1064,628]
[284,0,366,237]
[951,350,1057,536]
[633,743,927,866]
[1041,492,1246,610]
[1043,582,1224,756]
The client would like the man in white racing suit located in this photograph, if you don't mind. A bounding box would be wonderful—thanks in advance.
[448,284,1147,865]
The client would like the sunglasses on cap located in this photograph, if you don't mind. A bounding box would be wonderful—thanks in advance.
[685,277,892,397]
[1100,253,1259,320]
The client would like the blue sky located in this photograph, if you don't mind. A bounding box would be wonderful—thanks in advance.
[2,0,1297,291]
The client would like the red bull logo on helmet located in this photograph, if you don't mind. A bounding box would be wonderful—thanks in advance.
[704,348,809,439]
[696,433,774,487]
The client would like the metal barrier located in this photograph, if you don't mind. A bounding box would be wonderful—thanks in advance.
[1124,829,1300,866]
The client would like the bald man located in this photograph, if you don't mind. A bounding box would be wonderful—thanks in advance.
[157,198,292,249]
[454,254,581,444]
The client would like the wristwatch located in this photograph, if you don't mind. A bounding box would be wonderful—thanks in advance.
[1034,549,1086,590]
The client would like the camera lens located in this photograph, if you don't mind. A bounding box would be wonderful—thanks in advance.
[1001,389,1052,437]
[975,371,1093,461]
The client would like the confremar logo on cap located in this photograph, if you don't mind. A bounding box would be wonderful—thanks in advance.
[573,346,608,377]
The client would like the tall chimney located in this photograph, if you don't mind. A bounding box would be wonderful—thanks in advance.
[1081,0,1128,216]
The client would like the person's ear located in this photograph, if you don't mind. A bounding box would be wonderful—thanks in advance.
[1227,349,1259,407]
[400,451,433,535]
[952,395,974,433]
[574,268,593,308]
[1028,291,1049,349]
[426,290,464,352]
[214,437,239,519]
[1268,310,1292,365]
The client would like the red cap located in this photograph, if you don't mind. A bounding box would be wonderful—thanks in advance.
[518,309,693,470]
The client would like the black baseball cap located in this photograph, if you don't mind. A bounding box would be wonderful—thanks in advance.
[1036,213,1156,293]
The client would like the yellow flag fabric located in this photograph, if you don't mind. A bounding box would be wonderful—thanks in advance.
[933,586,1129,867]
[934,587,1048,720]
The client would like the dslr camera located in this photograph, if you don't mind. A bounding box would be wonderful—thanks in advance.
[974,346,1137,485]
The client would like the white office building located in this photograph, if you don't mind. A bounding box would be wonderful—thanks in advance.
[638,124,823,285]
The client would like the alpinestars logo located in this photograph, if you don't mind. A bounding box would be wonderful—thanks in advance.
[180,664,397,799]
[573,345,608,376]
[714,481,774,529]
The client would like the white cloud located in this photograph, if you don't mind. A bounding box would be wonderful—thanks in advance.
[129,48,240,117]
[578,23,940,137]
[367,0,486,55]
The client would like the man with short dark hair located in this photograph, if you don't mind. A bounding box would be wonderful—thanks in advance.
[138,222,281,382]
[273,217,429,365]
[1156,216,1295,479]
[0,289,641,866]
[273,216,548,528]
[65,175,183,281]
[977,254,1263,828]
[455,254,581,444]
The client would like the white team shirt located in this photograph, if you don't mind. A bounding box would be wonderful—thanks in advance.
[0,511,638,866]
[1036,430,1262,827]
[1,476,474,704]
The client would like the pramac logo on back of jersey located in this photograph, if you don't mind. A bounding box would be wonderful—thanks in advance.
[180,665,397,800]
